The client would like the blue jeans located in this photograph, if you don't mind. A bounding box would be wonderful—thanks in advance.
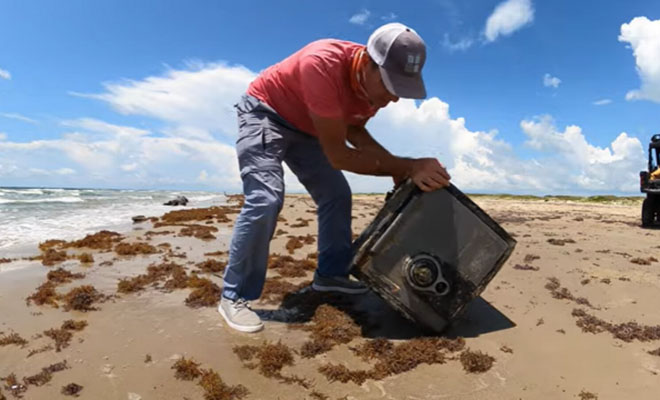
[222,94,353,301]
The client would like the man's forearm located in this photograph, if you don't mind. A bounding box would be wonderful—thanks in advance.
[332,145,411,177]
[336,125,412,176]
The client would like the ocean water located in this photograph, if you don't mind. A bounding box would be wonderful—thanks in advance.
[0,187,230,258]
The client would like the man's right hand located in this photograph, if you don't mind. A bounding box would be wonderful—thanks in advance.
[409,158,451,192]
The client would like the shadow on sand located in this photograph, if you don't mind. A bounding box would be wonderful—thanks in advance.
[254,286,515,340]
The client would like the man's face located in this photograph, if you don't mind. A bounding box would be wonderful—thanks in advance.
[363,63,399,109]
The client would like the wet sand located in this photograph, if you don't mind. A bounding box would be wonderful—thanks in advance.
[1,193,658,399]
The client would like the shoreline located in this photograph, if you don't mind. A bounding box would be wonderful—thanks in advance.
[1,194,659,399]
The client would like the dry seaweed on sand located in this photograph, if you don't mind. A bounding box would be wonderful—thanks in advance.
[233,342,311,388]
[318,364,370,385]
[290,217,311,228]
[513,263,539,271]
[578,390,598,400]
[172,358,202,380]
[178,224,218,240]
[114,242,158,255]
[77,253,94,263]
[523,254,540,262]
[2,373,27,397]
[547,238,576,246]
[27,345,54,358]
[544,277,596,309]
[369,338,449,379]
[198,369,249,400]
[61,285,105,311]
[196,259,227,274]
[459,349,495,373]
[39,239,67,251]
[61,383,83,397]
[268,254,316,278]
[571,308,660,342]
[285,237,303,254]
[23,361,69,387]
[44,320,88,351]
[233,342,293,378]
[630,257,657,265]
[41,248,68,266]
[204,250,226,256]
[185,275,222,308]
[67,230,123,250]
[117,261,184,293]
[159,206,235,225]
[260,277,311,305]
[47,268,85,284]
[26,282,60,307]
[0,333,28,348]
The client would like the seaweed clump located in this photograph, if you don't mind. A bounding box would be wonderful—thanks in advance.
[172,357,202,380]
[170,358,247,400]
[23,360,69,387]
[544,278,596,309]
[2,373,27,397]
[115,242,158,256]
[513,263,539,271]
[268,254,316,278]
[43,320,88,351]
[159,206,234,224]
[62,285,105,311]
[41,248,69,266]
[196,259,227,274]
[317,336,467,384]
[0,333,28,348]
[179,224,218,240]
[298,305,360,358]
[572,308,660,342]
[185,275,222,308]
[233,341,308,388]
[67,230,123,250]
[260,278,311,305]
[578,391,598,400]
[459,349,495,373]
[547,238,576,246]
[199,369,249,400]
[61,383,83,397]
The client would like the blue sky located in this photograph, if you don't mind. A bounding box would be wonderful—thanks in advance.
[1,0,659,194]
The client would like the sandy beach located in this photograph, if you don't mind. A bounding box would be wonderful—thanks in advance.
[1,193,659,400]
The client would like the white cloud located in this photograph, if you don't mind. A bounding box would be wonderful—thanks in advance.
[484,0,534,42]
[619,16,660,103]
[349,9,371,26]
[1,113,38,124]
[441,34,474,52]
[381,12,397,22]
[72,61,256,140]
[0,61,645,195]
[0,132,6,141]
[520,115,643,192]
[543,73,561,88]
[0,68,10,80]
[593,99,612,106]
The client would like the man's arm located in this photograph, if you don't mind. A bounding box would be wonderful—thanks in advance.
[311,114,450,191]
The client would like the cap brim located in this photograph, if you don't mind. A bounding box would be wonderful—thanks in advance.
[379,67,427,99]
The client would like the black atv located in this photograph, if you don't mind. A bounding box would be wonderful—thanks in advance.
[640,134,660,227]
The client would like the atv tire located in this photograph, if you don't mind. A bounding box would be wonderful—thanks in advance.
[642,198,655,227]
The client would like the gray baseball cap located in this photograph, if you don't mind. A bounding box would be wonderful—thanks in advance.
[366,23,427,99]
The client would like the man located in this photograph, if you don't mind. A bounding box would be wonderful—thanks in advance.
[219,22,451,332]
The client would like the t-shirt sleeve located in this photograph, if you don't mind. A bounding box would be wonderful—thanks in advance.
[298,55,343,119]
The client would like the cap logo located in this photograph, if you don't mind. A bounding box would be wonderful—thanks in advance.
[404,53,421,74]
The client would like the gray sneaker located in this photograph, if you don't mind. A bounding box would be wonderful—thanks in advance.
[218,297,264,333]
[312,273,369,294]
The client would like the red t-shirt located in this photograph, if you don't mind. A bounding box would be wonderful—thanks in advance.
[247,39,377,137]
